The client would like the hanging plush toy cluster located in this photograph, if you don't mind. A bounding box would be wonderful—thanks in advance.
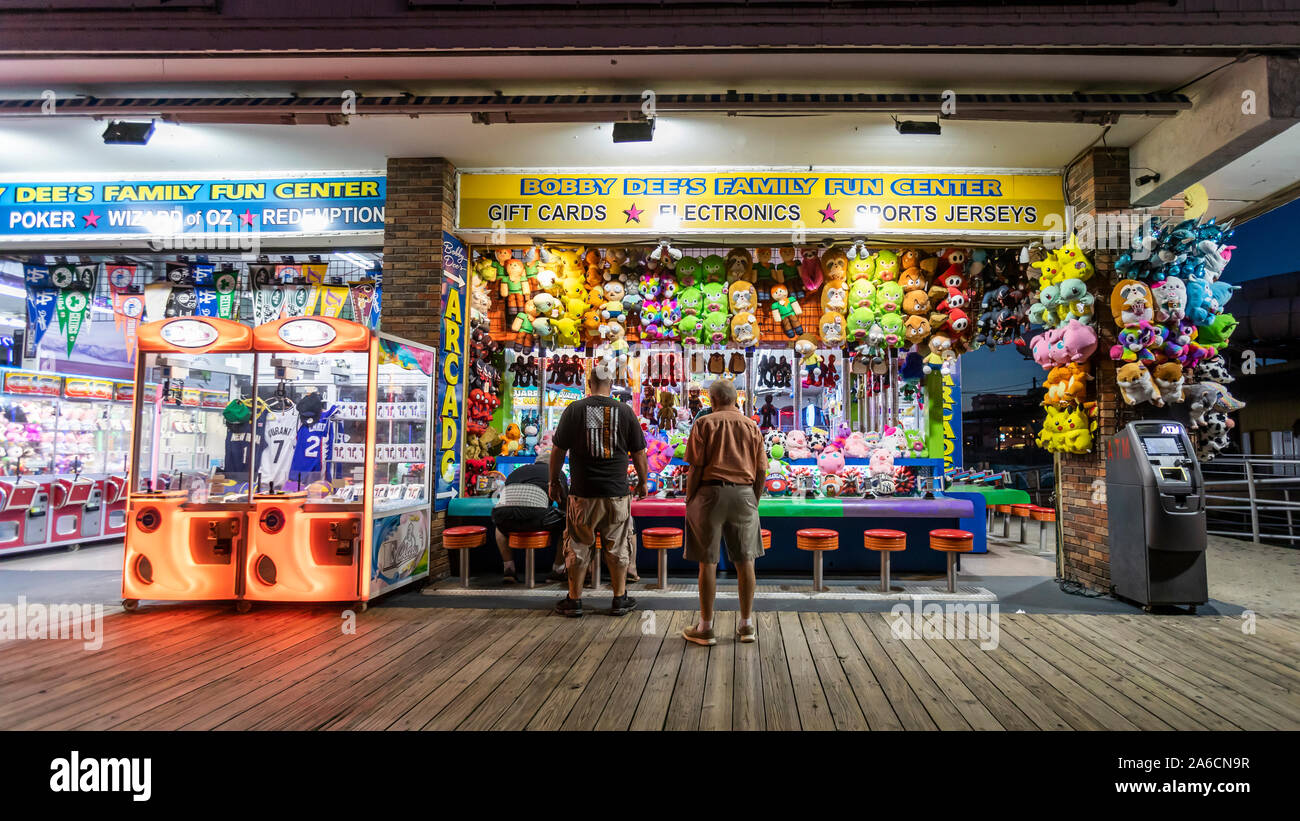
[1026,236,1101,454]
[1107,217,1245,460]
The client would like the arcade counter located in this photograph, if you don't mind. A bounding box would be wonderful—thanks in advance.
[448,494,973,576]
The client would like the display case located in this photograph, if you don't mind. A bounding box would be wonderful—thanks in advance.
[122,315,434,611]
[0,369,135,554]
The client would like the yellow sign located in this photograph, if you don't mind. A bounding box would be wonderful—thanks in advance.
[457,169,1064,235]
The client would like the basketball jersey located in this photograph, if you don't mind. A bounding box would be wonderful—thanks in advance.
[260,406,300,489]
[291,406,337,475]
[224,420,254,476]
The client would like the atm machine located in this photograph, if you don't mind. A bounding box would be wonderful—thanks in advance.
[1105,420,1208,611]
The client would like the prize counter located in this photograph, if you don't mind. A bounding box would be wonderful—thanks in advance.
[450,459,974,575]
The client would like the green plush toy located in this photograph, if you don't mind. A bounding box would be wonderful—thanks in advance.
[701,309,730,344]
[701,282,728,314]
[847,305,877,343]
[678,284,704,317]
[849,278,876,308]
[701,255,727,284]
[677,313,705,344]
[1197,312,1237,347]
[875,281,905,315]
[676,256,702,286]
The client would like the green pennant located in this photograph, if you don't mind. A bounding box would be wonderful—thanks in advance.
[215,270,238,319]
[59,290,90,356]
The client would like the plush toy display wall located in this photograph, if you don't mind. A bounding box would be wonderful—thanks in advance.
[465,241,1055,499]
[1106,217,1245,461]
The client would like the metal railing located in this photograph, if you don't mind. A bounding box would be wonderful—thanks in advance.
[1201,455,1300,546]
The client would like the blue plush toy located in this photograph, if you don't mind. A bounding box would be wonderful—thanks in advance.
[1209,281,1239,310]
[1185,279,1221,327]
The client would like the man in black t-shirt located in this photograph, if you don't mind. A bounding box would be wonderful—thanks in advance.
[549,360,647,618]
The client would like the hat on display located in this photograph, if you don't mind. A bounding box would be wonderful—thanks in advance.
[222,400,251,427]
[297,391,325,425]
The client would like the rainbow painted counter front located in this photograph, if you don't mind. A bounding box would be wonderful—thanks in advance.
[448,495,974,574]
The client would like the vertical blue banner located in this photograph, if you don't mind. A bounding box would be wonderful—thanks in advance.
[434,231,469,512]
[943,359,963,470]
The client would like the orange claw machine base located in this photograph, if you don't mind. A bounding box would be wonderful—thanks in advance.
[123,316,434,612]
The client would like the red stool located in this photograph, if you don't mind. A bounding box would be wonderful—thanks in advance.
[508,530,550,589]
[444,525,487,588]
[1031,506,1057,554]
[863,529,907,593]
[761,529,772,552]
[1011,503,1035,542]
[928,528,974,593]
[995,504,1014,538]
[642,527,683,589]
[797,528,838,592]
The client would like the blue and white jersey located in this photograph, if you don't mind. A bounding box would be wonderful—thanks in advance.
[290,406,338,475]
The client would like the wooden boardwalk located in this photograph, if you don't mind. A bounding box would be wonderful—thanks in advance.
[1,605,1297,731]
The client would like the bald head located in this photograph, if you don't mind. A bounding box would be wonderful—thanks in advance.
[708,378,737,409]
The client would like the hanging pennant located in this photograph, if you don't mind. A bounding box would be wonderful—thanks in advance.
[26,288,57,349]
[165,260,194,286]
[117,294,144,363]
[165,287,198,318]
[316,285,349,318]
[52,264,97,357]
[349,283,376,329]
[23,263,52,289]
[194,288,220,317]
[105,263,141,363]
[369,283,382,329]
[143,281,173,322]
[285,285,312,317]
[303,263,328,285]
[191,263,215,287]
[214,268,239,319]
[276,263,302,283]
[255,286,286,326]
[249,263,275,288]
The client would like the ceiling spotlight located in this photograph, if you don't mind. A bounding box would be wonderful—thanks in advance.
[612,119,655,143]
[894,119,942,136]
[102,120,156,145]
[1135,172,1161,186]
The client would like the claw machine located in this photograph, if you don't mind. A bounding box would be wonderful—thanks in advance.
[123,315,434,612]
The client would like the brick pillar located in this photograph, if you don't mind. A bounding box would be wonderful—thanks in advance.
[1057,148,1183,592]
[383,157,458,580]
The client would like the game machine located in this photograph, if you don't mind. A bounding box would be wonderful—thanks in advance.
[0,369,135,553]
[123,315,434,611]
[123,317,256,609]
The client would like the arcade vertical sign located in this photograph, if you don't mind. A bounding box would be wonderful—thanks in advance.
[942,360,963,469]
[435,231,469,512]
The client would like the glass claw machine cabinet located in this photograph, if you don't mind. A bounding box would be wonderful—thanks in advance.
[0,369,134,554]
[123,315,434,612]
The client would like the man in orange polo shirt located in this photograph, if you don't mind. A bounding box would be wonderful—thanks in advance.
[681,378,766,645]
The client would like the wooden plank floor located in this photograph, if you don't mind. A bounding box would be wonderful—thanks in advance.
[1,606,1297,731]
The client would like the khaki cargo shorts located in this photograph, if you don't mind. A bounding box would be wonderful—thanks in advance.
[564,495,633,569]
[685,484,763,565]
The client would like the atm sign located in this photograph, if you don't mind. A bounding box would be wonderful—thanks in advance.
[1160,424,1182,435]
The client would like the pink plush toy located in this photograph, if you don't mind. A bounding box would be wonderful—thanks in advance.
[817,445,846,476]
[799,249,824,293]
[1031,318,1099,368]
[868,447,896,478]
[843,432,870,458]
[785,430,813,460]
[646,436,673,473]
